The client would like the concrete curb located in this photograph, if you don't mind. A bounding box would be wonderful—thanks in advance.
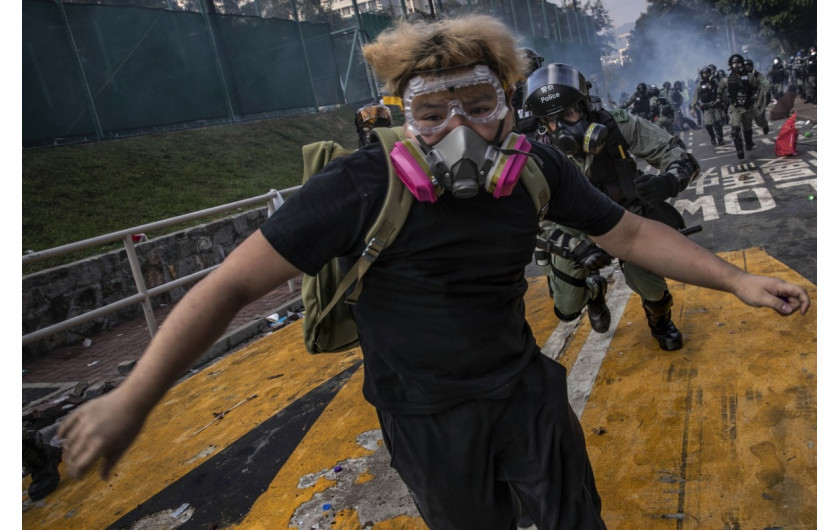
[192,295,304,370]
[22,295,306,445]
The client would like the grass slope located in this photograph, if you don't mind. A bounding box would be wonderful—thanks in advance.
[23,107,360,273]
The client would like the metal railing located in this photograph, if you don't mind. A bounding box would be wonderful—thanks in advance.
[22,187,301,346]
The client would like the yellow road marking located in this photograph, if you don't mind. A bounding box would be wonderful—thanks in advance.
[24,248,815,529]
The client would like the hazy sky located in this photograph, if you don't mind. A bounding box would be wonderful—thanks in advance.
[594,0,647,29]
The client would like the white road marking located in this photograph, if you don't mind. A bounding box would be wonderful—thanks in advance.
[566,270,633,419]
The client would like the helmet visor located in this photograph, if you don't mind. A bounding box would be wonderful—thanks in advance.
[403,65,508,136]
[524,64,587,118]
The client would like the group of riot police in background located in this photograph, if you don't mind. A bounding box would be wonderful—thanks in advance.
[762,49,816,103]
[789,48,817,104]
[618,47,814,160]
[619,80,699,136]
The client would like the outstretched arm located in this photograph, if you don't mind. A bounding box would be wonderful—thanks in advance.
[57,231,302,480]
[592,211,810,316]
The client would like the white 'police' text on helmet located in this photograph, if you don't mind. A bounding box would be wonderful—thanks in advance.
[524,63,590,119]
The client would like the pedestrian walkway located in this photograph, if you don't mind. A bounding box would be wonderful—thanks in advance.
[23,279,303,405]
[22,248,816,528]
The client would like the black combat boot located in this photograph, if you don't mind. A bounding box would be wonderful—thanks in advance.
[706,125,717,145]
[715,123,725,145]
[585,274,611,333]
[642,290,683,351]
[762,123,770,135]
[23,437,61,501]
[744,127,755,150]
[734,137,745,159]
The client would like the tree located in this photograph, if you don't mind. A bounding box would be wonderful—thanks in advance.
[713,0,816,53]
[583,0,616,57]
[607,0,816,98]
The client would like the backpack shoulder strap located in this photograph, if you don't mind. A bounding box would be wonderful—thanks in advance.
[316,127,412,318]
[343,126,412,304]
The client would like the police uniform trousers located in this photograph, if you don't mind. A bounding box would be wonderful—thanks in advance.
[701,107,723,128]
[542,220,668,317]
[377,353,606,530]
[728,105,755,134]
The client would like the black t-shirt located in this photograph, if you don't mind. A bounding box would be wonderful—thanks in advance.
[260,140,624,414]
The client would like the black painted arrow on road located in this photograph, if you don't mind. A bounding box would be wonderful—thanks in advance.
[107,361,362,529]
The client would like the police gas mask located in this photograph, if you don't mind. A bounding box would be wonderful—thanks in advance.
[390,65,534,202]
[523,63,606,156]
[541,104,607,156]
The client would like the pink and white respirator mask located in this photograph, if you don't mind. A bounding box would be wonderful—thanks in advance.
[390,65,535,202]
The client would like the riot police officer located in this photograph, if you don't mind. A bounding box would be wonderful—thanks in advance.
[690,67,724,146]
[745,59,771,135]
[525,63,700,351]
[661,81,673,101]
[622,83,652,120]
[717,54,760,159]
[670,80,699,131]
[648,85,674,135]
[768,56,787,100]
[793,50,806,97]
[805,47,817,103]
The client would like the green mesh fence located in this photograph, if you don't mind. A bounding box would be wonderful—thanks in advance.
[23,0,606,148]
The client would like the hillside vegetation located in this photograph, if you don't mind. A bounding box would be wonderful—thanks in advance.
[22,106,360,272]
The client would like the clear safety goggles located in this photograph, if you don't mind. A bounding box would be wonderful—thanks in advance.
[403,65,508,136]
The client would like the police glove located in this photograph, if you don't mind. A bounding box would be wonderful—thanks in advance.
[634,173,681,203]
[569,241,613,272]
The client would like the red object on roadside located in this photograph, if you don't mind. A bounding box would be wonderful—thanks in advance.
[775,112,798,157]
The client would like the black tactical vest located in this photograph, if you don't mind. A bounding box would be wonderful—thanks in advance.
[769,64,785,83]
[631,93,650,115]
[728,72,754,108]
[698,80,716,103]
[586,109,639,205]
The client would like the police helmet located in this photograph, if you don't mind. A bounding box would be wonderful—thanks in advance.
[521,48,545,77]
[355,104,392,131]
[673,80,683,91]
[648,85,660,97]
[662,81,671,90]
[636,82,647,93]
[708,64,717,73]
[773,57,782,65]
[728,54,745,68]
[744,59,754,72]
[524,63,590,118]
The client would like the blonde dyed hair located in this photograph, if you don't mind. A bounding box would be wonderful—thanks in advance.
[362,15,525,98]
